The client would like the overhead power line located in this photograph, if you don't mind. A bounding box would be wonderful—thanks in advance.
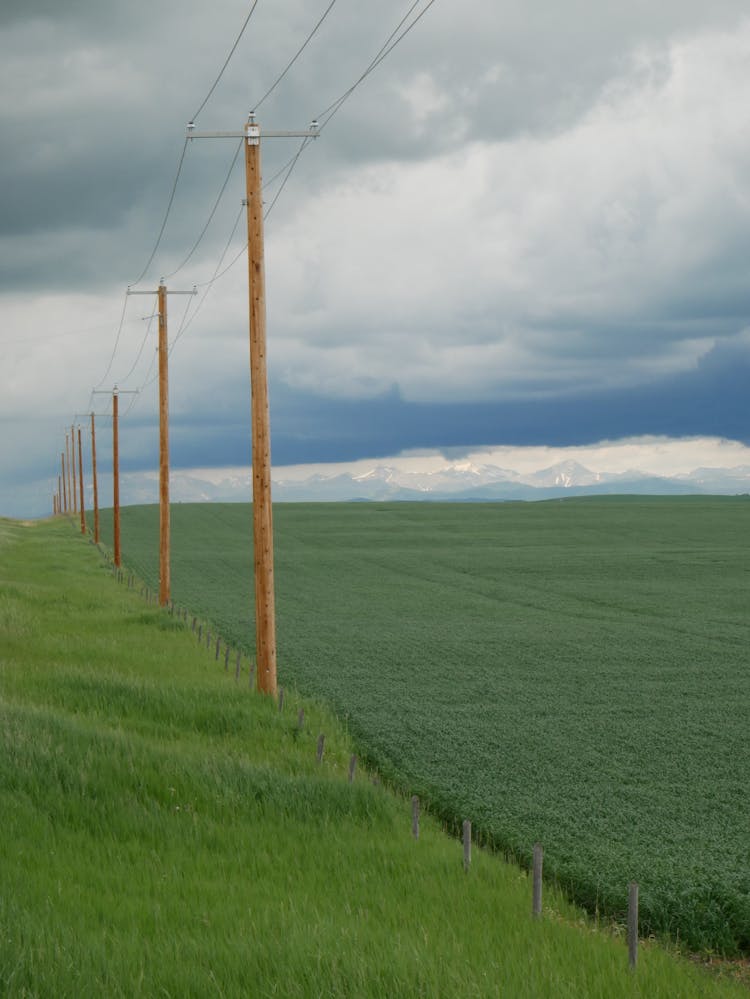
[94,290,131,389]
[317,0,439,130]
[129,138,190,288]
[162,139,244,281]
[191,0,261,123]
[254,0,340,112]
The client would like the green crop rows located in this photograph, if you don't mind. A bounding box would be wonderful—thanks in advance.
[98,496,750,954]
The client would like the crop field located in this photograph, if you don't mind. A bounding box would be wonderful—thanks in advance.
[97,496,750,954]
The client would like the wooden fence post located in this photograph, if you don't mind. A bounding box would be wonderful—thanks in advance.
[532,843,543,918]
[348,755,357,783]
[278,687,284,712]
[235,650,242,681]
[316,733,325,763]
[297,708,305,731]
[463,820,472,872]
[412,796,420,840]
[628,882,639,970]
[215,637,221,660]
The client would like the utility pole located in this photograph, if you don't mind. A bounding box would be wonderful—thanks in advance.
[128,284,195,607]
[90,412,100,544]
[60,453,67,513]
[92,388,138,569]
[57,474,62,515]
[77,426,85,535]
[70,424,78,515]
[113,392,120,566]
[65,434,72,515]
[187,113,319,695]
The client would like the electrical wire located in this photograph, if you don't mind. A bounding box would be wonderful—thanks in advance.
[129,138,190,288]
[162,139,244,280]
[191,0,261,122]
[117,312,157,386]
[317,0,438,130]
[263,136,311,219]
[254,0,339,111]
[94,290,131,389]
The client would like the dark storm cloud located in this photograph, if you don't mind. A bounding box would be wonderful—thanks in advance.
[3,1,750,517]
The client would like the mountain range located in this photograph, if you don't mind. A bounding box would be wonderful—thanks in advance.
[143,458,750,505]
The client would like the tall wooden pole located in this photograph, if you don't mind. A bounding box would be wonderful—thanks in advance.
[158,284,171,607]
[113,391,121,568]
[65,434,72,514]
[70,424,78,514]
[57,474,62,515]
[77,426,86,534]
[245,115,277,696]
[90,412,100,544]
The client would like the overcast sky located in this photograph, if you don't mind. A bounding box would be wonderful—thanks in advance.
[2,0,750,516]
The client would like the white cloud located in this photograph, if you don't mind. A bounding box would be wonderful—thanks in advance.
[267,19,750,402]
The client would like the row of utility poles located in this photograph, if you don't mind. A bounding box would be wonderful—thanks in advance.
[55,115,314,698]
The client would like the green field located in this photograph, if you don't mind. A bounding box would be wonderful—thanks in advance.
[95,497,750,956]
[7,516,749,995]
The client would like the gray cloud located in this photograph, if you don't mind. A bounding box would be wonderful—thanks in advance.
[3,0,750,516]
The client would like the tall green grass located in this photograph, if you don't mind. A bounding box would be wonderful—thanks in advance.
[1,515,746,996]
[94,497,750,955]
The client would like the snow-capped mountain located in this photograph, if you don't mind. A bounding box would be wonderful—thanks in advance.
[108,441,750,507]
[270,458,750,502]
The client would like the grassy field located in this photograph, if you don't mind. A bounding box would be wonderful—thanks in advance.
[4,516,747,995]
[95,496,750,956]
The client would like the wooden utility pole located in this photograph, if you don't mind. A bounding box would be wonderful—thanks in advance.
[60,457,66,513]
[65,434,72,514]
[70,424,78,514]
[128,285,194,607]
[157,284,170,605]
[91,387,137,568]
[90,412,100,544]
[187,114,318,696]
[113,391,121,567]
[77,426,85,534]
[57,474,62,515]
[245,116,277,694]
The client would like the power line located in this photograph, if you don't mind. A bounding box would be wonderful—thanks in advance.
[191,0,261,122]
[254,0,340,112]
[130,138,190,287]
[317,0,437,129]
[264,136,311,219]
[94,290,131,389]
[117,313,157,386]
[162,139,244,281]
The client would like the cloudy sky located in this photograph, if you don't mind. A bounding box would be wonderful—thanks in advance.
[2,0,750,516]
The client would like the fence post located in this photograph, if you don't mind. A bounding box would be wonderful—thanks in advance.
[297,708,305,731]
[224,646,230,671]
[532,843,543,918]
[235,650,242,681]
[316,733,325,763]
[628,882,639,970]
[348,755,357,783]
[215,636,221,660]
[412,796,420,840]
[463,820,472,872]
[278,687,284,712]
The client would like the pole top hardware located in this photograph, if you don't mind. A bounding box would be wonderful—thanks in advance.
[187,118,320,141]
